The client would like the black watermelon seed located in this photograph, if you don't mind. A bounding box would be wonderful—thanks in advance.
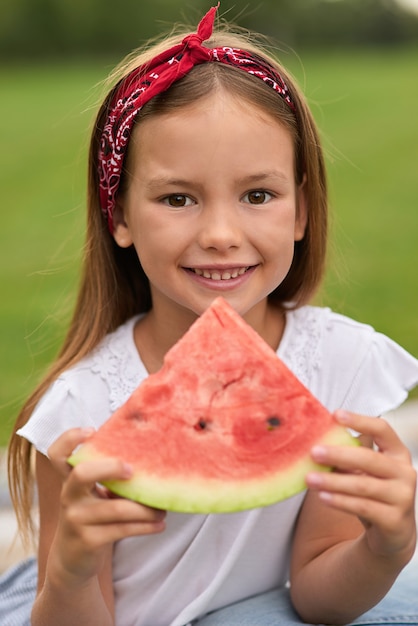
[266,416,281,430]
[194,419,208,431]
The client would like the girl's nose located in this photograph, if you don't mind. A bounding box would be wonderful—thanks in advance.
[197,204,243,251]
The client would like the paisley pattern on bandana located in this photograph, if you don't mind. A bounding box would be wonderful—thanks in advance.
[211,47,294,110]
[98,3,296,232]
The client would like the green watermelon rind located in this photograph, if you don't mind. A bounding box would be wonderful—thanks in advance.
[68,424,359,513]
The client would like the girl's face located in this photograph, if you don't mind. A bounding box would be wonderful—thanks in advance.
[114,91,307,325]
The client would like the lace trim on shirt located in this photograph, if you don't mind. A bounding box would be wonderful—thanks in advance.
[88,308,326,413]
[281,306,326,387]
[90,318,143,412]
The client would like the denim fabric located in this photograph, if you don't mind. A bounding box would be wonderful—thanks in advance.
[195,555,418,626]
[0,557,36,626]
[0,555,417,626]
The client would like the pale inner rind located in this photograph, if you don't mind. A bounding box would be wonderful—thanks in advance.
[69,426,358,513]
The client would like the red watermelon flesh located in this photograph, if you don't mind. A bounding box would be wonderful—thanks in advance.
[69,297,358,512]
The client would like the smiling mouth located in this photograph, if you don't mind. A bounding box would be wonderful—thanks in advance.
[188,267,251,281]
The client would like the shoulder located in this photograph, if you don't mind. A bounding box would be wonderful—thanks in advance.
[18,316,146,454]
[281,305,418,415]
[280,306,375,383]
[82,315,146,411]
[56,315,144,412]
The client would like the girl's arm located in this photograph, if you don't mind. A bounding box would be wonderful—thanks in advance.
[290,411,417,625]
[31,429,166,626]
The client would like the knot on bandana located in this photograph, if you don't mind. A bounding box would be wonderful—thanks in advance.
[98,2,295,233]
[178,31,212,65]
[181,2,217,56]
[182,33,212,60]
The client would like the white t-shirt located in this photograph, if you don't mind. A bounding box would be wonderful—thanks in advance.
[18,306,418,626]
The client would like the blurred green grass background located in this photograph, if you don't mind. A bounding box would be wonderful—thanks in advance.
[1,48,417,445]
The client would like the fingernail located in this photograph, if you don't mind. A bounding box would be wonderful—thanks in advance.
[306,473,323,487]
[81,427,95,436]
[319,491,333,503]
[311,445,327,459]
[122,463,133,478]
[335,410,350,423]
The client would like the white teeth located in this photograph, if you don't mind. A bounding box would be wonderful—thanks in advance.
[192,267,249,280]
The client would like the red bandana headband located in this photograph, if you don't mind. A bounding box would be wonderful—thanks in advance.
[99,3,296,232]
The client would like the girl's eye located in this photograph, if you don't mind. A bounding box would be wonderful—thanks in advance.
[243,190,273,205]
[163,194,194,208]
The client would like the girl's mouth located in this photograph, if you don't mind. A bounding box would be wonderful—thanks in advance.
[188,267,251,281]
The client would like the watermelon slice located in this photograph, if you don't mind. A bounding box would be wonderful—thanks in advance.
[69,297,358,512]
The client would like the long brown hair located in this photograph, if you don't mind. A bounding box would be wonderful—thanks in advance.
[8,25,327,543]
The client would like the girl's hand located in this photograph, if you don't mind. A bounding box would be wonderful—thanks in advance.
[306,411,417,564]
[47,428,166,586]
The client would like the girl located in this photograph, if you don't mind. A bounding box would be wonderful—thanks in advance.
[6,4,418,625]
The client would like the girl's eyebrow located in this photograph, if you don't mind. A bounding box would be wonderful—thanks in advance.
[144,177,193,190]
[236,170,290,185]
[144,170,290,190]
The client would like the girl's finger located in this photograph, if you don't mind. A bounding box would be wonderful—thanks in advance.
[313,492,401,535]
[335,411,410,459]
[62,457,133,501]
[312,491,416,550]
[65,496,166,527]
[47,427,96,476]
[311,443,411,479]
[306,470,415,507]
[76,517,167,547]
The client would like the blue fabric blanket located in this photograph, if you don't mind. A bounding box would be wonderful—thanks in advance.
[0,557,37,626]
[1,553,418,626]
